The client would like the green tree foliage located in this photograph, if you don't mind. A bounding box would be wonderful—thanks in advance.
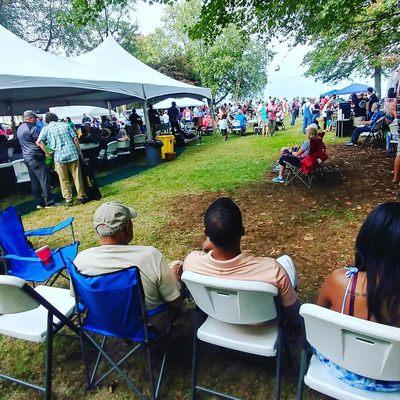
[0,0,138,55]
[302,1,400,96]
[134,0,271,103]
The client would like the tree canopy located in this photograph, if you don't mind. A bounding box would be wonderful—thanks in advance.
[0,0,138,55]
[66,0,399,92]
[134,0,271,103]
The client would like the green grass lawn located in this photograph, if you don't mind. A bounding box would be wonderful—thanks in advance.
[0,121,344,400]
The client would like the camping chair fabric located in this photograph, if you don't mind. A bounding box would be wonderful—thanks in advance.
[182,270,283,400]
[3,242,79,283]
[67,263,170,400]
[0,275,78,400]
[285,138,328,188]
[296,304,400,400]
[0,206,76,283]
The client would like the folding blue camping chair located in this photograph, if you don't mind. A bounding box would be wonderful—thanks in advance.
[0,206,77,285]
[67,263,173,400]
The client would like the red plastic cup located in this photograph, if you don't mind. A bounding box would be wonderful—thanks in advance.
[35,245,53,266]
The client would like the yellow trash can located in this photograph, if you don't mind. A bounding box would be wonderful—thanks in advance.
[156,135,175,160]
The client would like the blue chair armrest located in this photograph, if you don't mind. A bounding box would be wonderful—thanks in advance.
[25,217,74,237]
[2,254,42,263]
[147,304,168,318]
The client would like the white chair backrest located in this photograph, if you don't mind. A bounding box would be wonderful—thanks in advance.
[301,304,400,381]
[12,159,30,183]
[133,134,146,144]
[0,276,39,314]
[117,140,130,149]
[182,271,278,325]
[232,120,241,128]
[106,141,119,154]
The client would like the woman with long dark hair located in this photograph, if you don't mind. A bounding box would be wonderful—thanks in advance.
[317,202,400,391]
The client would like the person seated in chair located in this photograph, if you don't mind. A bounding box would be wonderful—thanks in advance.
[74,202,183,328]
[234,109,247,134]
[182,197,300,324]
[272,125,318,183]
[316,202,400,392]
[346,102,384,146]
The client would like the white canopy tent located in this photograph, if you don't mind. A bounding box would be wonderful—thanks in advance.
[73,36,212,102]
[0,26,144,116]
[153,97,206,109]
[49,105,117,124]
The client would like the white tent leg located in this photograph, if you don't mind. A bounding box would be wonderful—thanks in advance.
[142,100,152,140]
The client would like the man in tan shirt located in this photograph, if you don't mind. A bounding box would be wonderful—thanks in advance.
[183,197,299,315]
[74,202,182,312]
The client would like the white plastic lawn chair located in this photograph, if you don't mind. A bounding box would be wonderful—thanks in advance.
[0,275,78,400]
[117,139,131,157]
[133,133,146,150]
[182,270,283,400]
[297,304,400,400]
[12,159,30,193]
[231,119,243,135]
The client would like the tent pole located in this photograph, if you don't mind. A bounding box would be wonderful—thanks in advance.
[107,101,112,119]
[142,100,152,140]
[7,104,15,132]
[208,97,216,132]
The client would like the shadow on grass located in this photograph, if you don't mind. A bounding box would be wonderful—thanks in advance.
[6,146,188,216]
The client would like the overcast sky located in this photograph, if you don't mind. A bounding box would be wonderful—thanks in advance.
[134,1,385,99]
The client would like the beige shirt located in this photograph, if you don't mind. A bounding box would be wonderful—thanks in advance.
[183,250,297,307]
[74,245,181,309]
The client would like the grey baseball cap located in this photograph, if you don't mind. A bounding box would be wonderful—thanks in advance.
[23,110,37,119]
[93,202,137,236]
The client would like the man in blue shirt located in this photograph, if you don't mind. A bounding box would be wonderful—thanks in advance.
[37,112,86,206]
[16,110,56,209]
[234,109,247,134]
[347,103,384,145]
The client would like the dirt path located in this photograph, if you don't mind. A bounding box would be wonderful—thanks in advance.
[168,143,399,302]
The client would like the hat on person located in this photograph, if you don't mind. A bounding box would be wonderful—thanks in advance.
[93,201,137,236]
[23,110,37,119]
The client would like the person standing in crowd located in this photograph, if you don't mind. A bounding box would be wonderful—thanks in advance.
[291,97,300,125]
[367,87,379,120]
[66,117,75,131]
[182,106,193,122]
[37,112,86,206]
[35,115,45,133]
[218,114,229,141]
[129,109,143,135]
[352,93,367,128]
[147,104,160,137]
[17,110,57,209]
[260,101,269,137]
[267,98,278,135]
[82,113,91,124]
[168,101,182,135]
[302,98,313,133]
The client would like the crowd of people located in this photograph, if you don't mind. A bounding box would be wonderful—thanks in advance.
[74,196,400,393]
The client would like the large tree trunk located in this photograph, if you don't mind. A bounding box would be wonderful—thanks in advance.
[374,66,382,99]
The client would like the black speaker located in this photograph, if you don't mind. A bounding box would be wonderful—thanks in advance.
[339,102,351,119]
